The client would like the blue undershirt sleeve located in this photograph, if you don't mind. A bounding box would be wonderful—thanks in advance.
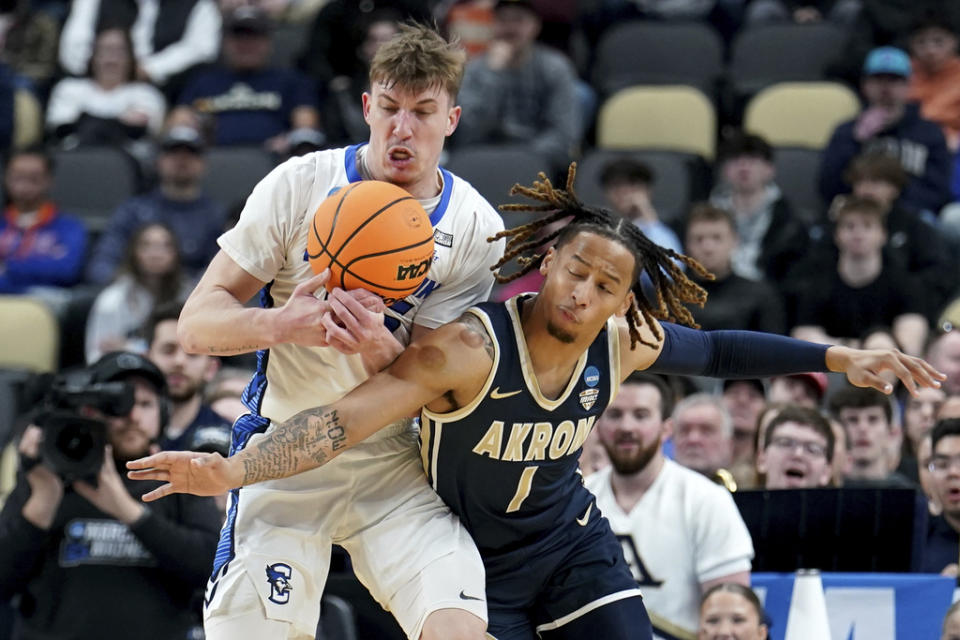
[648,322,831,378]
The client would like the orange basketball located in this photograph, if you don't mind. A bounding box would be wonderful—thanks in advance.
[306,180,434,301]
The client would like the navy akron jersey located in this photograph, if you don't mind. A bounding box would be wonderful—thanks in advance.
[420,294,621,563]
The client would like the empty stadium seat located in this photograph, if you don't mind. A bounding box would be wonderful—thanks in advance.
[0,296,59,372]
[202,146,277,208]
[51,147,138,231]
[729,23,847,97]
[744,82,860,149]
[445,146,552,218]
[597,86,716,160]
[592,21,724,98]
[773,147,825,225]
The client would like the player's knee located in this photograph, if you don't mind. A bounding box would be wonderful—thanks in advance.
[420,608,487,640]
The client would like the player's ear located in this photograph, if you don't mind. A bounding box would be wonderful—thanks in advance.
[540,247,556,275]
[615,290,635,317]
[756,448,768,475]
[361,92,372,123]
[446,104,462,136]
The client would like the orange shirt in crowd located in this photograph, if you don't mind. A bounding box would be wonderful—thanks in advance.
[910,56,960,151]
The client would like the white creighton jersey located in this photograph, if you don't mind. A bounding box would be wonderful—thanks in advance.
[585,460,754,640]
[219,143,505,422]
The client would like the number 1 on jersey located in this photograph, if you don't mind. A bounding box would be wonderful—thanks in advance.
[506,465,539,513]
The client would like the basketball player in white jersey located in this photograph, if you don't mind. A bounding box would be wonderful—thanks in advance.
[585,373,753,640]
[174,24,503,640]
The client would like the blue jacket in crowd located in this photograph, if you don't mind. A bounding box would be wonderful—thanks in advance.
[0,204,87,293]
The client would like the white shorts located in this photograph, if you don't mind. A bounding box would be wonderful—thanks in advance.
[203,420,487,639]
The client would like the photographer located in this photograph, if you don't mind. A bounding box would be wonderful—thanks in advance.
[0,352,221,640]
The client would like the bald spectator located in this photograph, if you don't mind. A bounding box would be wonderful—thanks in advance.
[829,385,913,487]
[757,406,835,489]
[672,393,735,485]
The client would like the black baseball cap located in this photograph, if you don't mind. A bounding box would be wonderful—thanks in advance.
[225,6,272,34]
[495,0,537,14]
[160,126,205,153]
[90,351,167,394]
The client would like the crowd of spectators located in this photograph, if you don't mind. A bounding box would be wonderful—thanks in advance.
[2,0,960,637]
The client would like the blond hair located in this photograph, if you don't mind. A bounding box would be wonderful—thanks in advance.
[369,22,466,100]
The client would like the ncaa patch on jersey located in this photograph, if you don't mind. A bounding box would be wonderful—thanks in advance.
[433,229,454,247]
[584,365,600,387]
[579,388,600,411]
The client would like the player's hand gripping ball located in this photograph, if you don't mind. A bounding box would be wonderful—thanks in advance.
[307,181,435,303]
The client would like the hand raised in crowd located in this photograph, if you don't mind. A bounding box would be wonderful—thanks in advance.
[826,346,946,396]
[19,426,64,530]
[74,445,147,525]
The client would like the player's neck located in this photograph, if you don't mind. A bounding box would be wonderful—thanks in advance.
[610,453,664,512]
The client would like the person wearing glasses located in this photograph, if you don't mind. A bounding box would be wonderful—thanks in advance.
[922,418,960,574]
[756,406,836,489]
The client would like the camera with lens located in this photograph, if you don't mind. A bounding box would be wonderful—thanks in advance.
[26,369,135,483]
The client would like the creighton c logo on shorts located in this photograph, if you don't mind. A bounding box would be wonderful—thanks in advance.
[265,563,293,604]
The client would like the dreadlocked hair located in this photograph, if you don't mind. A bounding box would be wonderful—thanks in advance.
[487,163,713,350]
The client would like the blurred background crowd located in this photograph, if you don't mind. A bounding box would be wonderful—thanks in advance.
[2,0,960,638]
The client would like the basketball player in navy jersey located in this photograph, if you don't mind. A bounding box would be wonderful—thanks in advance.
[129,167,945,640]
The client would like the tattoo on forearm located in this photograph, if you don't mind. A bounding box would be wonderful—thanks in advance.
[240,407,348,484]
[207,344,264,355]
[456,312,495,360]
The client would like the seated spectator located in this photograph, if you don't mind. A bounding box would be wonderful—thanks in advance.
[828,385,913,487]
[709,133,808,285]
[599,157,682,253]
[85,222,192,363]
[767,372,828,409]
[46,26,166,148]
[698,583,769,640]
[1,2,61,95]
[944,600,960,640]
[171,6,321,153]
[927,329,960,397]
[58,0,221,89]
[145,301,231,451]
[441,0,496,58]
[820,46,952,215]
[909,14,960,151]
[0,146,86,294]
[85,126,226,284]
[683,203,786,334]
[844,152,952,318]
[454,0,581,172]
[901,386,947,483]
[921,418,960,574]
[0,351,221,639]
[324,8,400,146]
[918,432,941,515]
[792,196,928,356]
[757,405,835,489]
[296,0,432,88]
[722,379,767,489]
[744,0,861,27]
[672,393,736,488]
[586,373,753,639]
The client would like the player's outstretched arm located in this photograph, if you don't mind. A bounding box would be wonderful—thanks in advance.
[621,320,945,397]
[127,317,493,501]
